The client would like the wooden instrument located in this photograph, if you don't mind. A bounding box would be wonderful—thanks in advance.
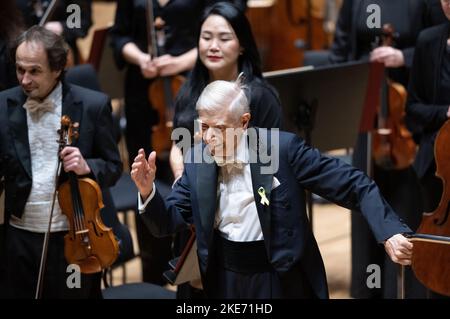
[57,116,119,274]
[410,120,450,296]
[372,24,416,170]
[35,115,118,298]
[146,0,184,159]
[246,0,329,71]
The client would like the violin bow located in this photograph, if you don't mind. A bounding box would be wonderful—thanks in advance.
[35,116,72,299]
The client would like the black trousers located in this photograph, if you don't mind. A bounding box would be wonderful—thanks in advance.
[4,225,101,299]
[205,233,315,299]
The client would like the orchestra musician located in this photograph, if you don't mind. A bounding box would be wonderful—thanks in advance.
[0,26,121,298]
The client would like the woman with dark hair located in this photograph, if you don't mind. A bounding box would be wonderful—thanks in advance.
[170,2,282,180]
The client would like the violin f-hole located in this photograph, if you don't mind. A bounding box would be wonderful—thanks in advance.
[88,220,103,237]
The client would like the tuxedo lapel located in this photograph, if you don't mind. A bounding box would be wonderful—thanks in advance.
[61,83,83,146]
[249,128,273,254]
[194,144,218,247]
[7,91,32,178]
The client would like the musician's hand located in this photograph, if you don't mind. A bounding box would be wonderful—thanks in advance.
[384,234,413,265]
[60,146,91,175]
[370,47,405,68]
[131,149,157,200]
[447,106,450,118]
[153,54,185,76]
[139,54,158,79]
[44,21,64,36]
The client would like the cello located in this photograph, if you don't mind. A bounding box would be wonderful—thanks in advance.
[409,120,450,296]
[146,0,184,159]
[35,116,119,298]
[372,24,416,170]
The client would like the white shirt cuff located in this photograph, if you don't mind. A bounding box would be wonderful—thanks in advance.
[138,183,156,213]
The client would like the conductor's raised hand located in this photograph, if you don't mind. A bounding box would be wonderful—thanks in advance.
[131,149,157,200]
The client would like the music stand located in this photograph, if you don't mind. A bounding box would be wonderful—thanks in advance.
[264,61,380,227]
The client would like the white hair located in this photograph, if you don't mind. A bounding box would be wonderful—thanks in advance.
[196,77,250,123]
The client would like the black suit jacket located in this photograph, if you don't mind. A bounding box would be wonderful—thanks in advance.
[141,128,411,298]
[406,22,450,179]
[0,82,122,223]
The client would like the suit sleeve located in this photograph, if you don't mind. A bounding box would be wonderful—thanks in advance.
[140,170,193,238]
[287,135,412,242]
[85,98,122,188]
[406,31,449,136]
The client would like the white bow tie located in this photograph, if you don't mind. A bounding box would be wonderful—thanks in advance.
[23,98,55,118]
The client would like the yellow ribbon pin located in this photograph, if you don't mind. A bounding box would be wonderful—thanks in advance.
[258,187,270,206]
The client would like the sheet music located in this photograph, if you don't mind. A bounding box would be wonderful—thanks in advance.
[173,240,201,285]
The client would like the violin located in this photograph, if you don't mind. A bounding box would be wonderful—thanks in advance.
[57,116,119,274]
[410,120,450,296]
[372,24,416,170]
[146,0,184,159]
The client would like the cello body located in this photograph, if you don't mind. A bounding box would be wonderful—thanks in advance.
[411,120,450,296]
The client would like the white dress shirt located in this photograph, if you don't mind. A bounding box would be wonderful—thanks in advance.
[10,82,69,232]
[213,133,263,241]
